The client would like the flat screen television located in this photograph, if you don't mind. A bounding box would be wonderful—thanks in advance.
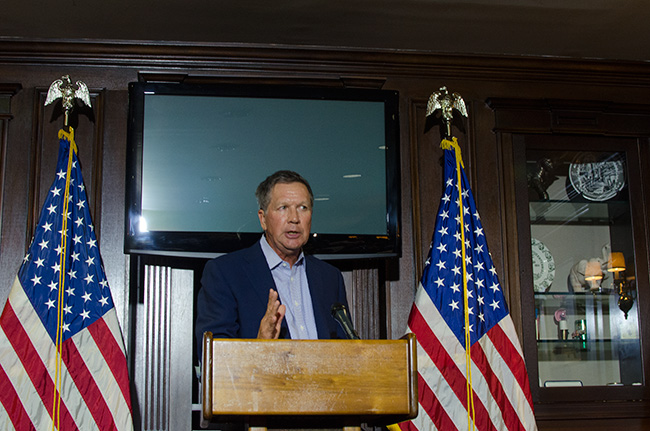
[125,81,401,259]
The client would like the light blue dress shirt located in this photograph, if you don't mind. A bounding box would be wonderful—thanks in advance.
[260,236,318,339]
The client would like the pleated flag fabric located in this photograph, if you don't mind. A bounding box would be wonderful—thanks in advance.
[0,129,133,430]
[394,138,537,431]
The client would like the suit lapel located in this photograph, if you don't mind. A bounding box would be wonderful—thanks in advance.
[241,242,276,304]
[306,257,332,339]
[242,241,291,338]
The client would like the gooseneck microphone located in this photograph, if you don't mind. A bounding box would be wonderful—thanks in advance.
[331,303,360,340]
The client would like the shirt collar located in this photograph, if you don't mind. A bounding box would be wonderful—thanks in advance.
[260,234,305,269]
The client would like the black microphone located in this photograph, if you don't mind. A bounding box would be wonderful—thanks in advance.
[331,303,360,339]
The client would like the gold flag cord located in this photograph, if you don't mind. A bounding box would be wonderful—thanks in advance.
[441,138,476,431]
[51,128,77,431]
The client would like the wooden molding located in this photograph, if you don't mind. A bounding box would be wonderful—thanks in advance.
[4,39,650,87]
[0,84,20,236]
[487,97,650,136]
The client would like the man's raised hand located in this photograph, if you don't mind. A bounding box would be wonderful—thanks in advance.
[257,289,286,339]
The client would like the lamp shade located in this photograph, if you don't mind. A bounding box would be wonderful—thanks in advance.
[584,259,604,281]
[607,252,626,272]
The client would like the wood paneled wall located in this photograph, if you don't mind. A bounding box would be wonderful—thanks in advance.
[3,39,650,430]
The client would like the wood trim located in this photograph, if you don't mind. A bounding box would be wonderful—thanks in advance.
[487,97,650,136]
[138,264,194,430]
[0,84,21,235]
[638,137,650,399]
[143,264,172,430]
[534,399,650,421]
[0,118,6,233]
[494,132,524,339]
[89,89,105,241]
[201,331,213,427]
[4,40,650,87]
[0,83,22,114]
[137,71,387,89]
[404,332,418,418]
[351,268,380,339]
[408,98,427,279]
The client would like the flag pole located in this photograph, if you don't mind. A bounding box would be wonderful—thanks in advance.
[44,75,92,431]
[45,76,90,431]
[427,88,476,431]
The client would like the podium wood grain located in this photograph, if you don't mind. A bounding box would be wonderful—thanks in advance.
[202,333,417,428]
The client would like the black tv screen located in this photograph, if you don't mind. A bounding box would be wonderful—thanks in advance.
[125,82,400,259]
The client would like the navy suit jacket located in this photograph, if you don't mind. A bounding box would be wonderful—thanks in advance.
[195,241,350,355]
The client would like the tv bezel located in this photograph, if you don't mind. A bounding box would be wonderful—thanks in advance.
[125,81,401,260]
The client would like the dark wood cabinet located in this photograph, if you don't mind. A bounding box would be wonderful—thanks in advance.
[489,99,650,427]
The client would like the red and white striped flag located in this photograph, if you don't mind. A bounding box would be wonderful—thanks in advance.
[0,129,133,430]
[393,138,537,431]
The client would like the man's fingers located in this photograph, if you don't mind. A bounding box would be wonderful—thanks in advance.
[275,304,286,328]
[267,289,280,309]
[258,290,284,339]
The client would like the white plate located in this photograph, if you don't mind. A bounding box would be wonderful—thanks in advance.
[569,153,625,201]
[531,238,555,292]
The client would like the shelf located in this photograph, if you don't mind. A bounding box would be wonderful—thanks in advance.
[534,291,615,297]
[529,200,629,225]
[534,291,617,311]
[537,338,614,343]
[536,338,640,362]
[537,341,611,362]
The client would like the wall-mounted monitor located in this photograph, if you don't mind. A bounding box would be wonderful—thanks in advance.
[125,81,401,259]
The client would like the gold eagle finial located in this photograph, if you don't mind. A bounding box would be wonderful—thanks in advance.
[426,86,467,138]
[45,75,91,126]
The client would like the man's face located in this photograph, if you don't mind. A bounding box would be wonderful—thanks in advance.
[258,182,312,265]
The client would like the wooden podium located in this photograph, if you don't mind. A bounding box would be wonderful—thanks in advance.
[201,333,418,430]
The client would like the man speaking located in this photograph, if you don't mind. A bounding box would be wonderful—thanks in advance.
[195,170,351,353]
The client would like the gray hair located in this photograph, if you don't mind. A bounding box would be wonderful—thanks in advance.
[255,170,314,211]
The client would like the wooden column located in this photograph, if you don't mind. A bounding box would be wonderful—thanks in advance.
[133,264,194,431]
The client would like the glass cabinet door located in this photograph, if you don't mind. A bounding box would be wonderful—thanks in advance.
[514,135,645,399]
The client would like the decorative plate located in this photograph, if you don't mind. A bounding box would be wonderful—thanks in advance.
[568,153,625,201]
[531,238,555,292]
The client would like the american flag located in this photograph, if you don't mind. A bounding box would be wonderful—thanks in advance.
[0,130,133,430]
[395,139,536,431]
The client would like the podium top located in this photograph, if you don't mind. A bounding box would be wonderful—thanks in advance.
[202,334,417,426]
